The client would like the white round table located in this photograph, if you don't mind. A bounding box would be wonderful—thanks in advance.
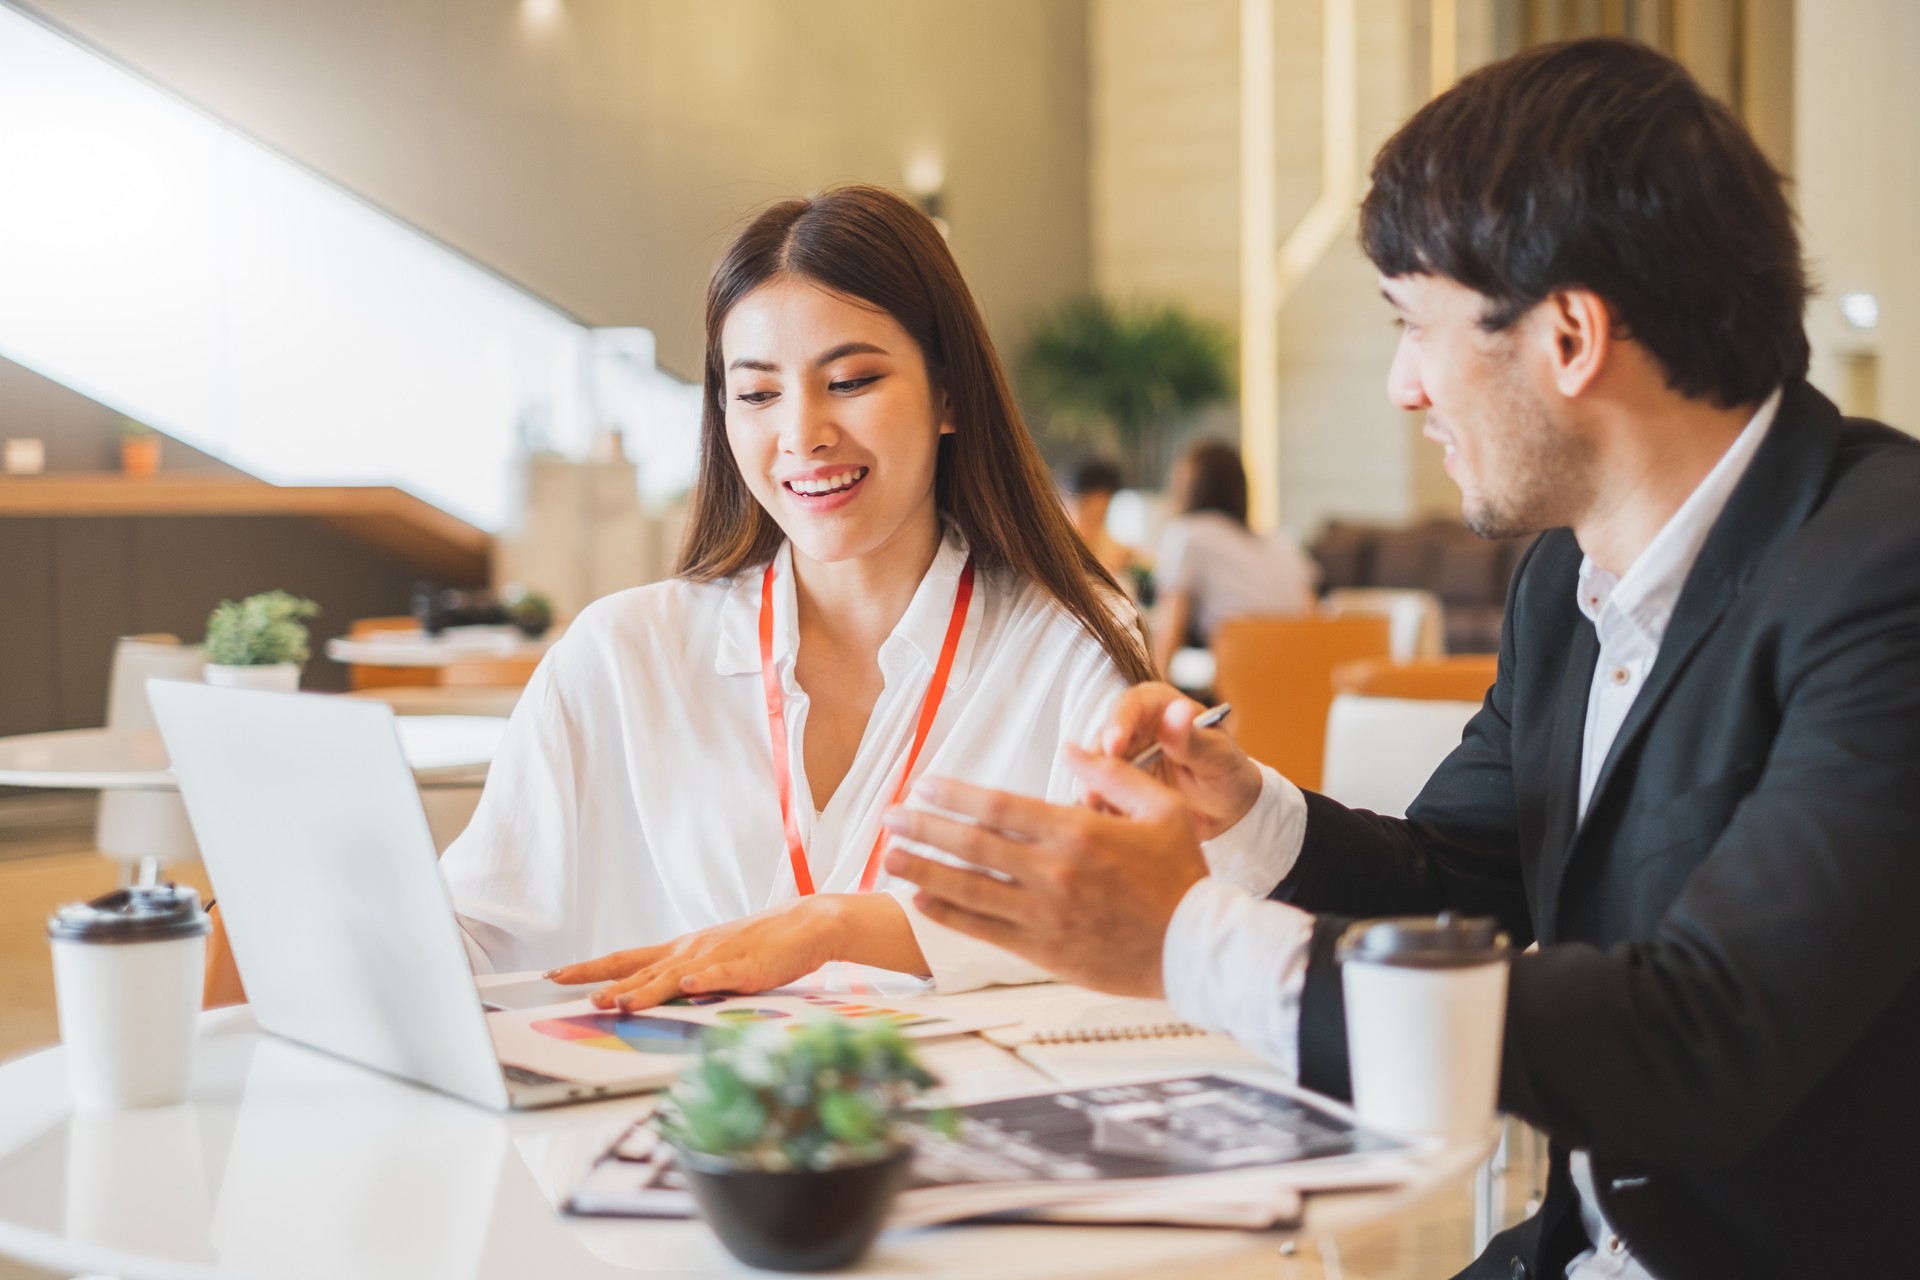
[326,625,555,669]
[0,1010,1491,1280]
[0,716,505,792]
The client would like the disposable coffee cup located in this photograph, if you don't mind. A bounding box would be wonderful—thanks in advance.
[48,884,210,1109]
[1337,913,1509,1139]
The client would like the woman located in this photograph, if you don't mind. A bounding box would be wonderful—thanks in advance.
[1150,439,1317,674]
[442,185,1154,1014]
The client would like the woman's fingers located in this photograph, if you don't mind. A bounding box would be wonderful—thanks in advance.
[550,945,665,984]
[679,962,744,995]
[605,965,695,1012]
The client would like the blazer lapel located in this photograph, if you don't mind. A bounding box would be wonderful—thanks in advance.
[1571,381,1843,855]
[1533,619,1597,942]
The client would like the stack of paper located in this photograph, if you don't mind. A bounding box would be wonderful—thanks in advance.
[566,1073,1417,1230]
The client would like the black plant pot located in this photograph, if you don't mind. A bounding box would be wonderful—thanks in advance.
[675,1144,912,1272]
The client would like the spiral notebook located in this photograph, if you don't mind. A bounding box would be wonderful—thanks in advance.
[974,989,1272,1085]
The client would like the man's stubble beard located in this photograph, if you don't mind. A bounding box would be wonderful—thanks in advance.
[1459,358,1595,541]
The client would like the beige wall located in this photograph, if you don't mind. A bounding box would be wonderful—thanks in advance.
[24,0,1092,378]
[1795,0,1919,432]
[1091,0,1429,534]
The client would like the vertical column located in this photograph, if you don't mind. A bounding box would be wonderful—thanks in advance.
[1238,0,1280,531]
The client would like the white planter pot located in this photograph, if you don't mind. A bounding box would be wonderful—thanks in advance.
[202,663,301,692]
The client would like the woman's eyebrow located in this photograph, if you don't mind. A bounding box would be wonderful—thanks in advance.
[727,357,779,373]
[813,342,888,366]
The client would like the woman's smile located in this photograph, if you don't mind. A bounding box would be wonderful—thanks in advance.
[781,464,870,510]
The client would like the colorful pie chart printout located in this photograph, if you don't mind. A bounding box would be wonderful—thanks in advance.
[530,1013,710,1056]
[529,993,949,1055]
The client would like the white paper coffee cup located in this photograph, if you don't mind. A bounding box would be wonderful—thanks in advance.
[1337,913,1509,1139]
[48,885,210,1109]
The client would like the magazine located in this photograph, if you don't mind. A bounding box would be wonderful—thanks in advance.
[566,1073,1414,1230]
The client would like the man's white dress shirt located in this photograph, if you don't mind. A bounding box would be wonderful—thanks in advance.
[1163,389,1780,1278]
[441,529,1129,992]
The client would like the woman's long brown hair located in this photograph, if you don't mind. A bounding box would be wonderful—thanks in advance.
[676,184,1155,685]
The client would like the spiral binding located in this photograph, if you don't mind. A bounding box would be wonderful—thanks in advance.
[1027,1022,1207,1044]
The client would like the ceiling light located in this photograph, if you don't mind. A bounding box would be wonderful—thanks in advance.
[1840,292,1880,331]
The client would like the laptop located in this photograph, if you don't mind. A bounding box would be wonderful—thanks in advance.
[148,680,677,1110]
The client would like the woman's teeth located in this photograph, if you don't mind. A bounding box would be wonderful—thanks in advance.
[786,468,868,496]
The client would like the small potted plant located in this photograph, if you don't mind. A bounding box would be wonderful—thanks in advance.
[660,1014,946,1272]
[502,584,554,638]
[119,418,162,478]
[201,591,320,691]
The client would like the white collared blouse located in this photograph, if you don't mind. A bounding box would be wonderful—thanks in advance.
[440,530,1130,990]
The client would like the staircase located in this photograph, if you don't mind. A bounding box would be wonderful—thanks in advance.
[0,2,699,532]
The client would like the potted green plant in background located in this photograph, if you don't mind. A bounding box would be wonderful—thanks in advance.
[201,591,320,691]
[1019,296,1233,490]
[661,1014,949,1272]
[501,583,554,638]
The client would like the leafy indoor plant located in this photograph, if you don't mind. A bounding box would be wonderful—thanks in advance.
[1019,295,1233,489]
[501,583,554,638]
[661,1014,948,1271]
[201,591,320,691]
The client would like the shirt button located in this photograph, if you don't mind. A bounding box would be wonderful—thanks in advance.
[1509,1259,1527,1280]
[1607,1235,1624,1255]
[1608,665,1631,686]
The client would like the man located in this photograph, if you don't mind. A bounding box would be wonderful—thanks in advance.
[884,38,1920,1280]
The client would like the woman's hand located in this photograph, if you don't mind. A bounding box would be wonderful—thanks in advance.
[1097,682,1265,840]
[546,893,927,1012]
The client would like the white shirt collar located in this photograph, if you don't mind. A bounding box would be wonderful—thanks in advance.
[1575,386,1783,648]
[715,525,977,680]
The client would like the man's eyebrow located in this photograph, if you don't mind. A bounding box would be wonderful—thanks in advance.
[814,342,888,366]
[1379,286,1408,309]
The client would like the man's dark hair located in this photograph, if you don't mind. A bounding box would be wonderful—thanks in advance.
[1361,38,1808,409]
[1062,455,1124,497]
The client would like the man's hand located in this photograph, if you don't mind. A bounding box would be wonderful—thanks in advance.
[546,894,922,1012]
[883,744,1208,998]
[1098,683,1266,839]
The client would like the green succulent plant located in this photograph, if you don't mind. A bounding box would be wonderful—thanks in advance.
[202,591,321,667]
[659,1013,952,1172]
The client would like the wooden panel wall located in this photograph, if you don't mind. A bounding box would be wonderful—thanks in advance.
[0,515,431,738]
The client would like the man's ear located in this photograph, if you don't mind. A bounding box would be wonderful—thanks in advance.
[1541,288,1613,398]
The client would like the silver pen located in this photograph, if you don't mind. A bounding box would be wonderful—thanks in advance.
[1126,702,1232,772]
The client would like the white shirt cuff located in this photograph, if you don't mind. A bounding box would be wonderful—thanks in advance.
[888,886,1053,993]
[1199,763,1309,896]
[1161,877,1314,1076]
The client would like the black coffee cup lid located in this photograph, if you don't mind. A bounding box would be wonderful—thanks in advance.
[1335,912,1509,968]
[47,884,211,945]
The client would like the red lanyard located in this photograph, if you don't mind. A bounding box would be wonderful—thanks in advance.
[759,554,976,895]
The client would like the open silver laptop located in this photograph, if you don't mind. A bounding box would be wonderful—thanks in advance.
[149,680,676,1110]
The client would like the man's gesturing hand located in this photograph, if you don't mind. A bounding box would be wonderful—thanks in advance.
[883,743,1208,998]
[1098,683,1265,839]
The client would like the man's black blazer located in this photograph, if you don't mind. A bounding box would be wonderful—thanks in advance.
[1272,381,1920,1280]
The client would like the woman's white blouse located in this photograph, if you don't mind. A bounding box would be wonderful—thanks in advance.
[440,532,1130,991]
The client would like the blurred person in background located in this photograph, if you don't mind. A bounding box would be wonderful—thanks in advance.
[1057,454,1139,592]
[1150,439,1317,674]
